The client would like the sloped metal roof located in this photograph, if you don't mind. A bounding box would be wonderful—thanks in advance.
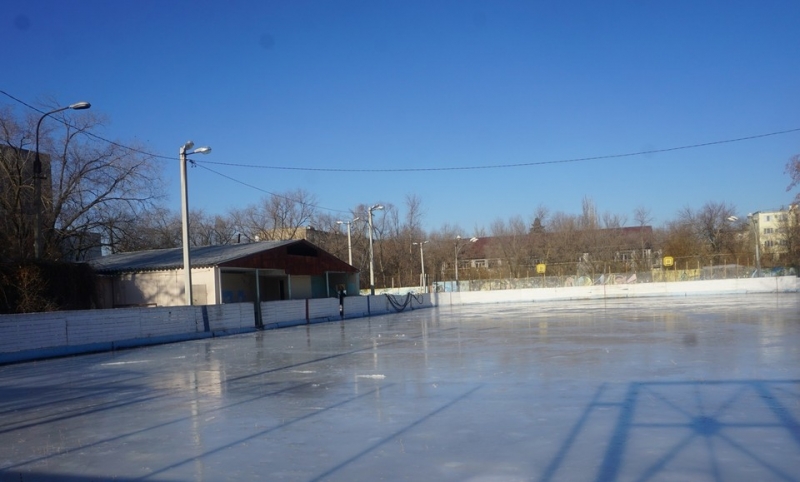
[90,240,297,273]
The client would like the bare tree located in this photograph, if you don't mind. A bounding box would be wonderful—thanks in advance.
[786,153,800,204]
[425,223,462,283]
[106,206,180,253]
[667,202,737,268]
[307,211,356,264]
[0,103,164,260]
[487,215,532,278]
[189,210,237,247]
[633,206,653,228]
[231,189,318,241]
[580,196,599,230]
[775,206,800,270]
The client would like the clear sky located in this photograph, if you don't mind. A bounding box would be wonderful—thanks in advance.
[3,1,799,233]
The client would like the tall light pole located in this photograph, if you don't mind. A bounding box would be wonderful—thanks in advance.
[412,240,428,292]
[367,204,383,295]
[455,235,478,292]
[729,214,761,277]
[747,213,762,276]
[180,141,212,305]
[33,101,91,258]
[336,217,359,266]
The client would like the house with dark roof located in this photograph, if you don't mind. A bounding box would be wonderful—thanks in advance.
[90,240,359,308]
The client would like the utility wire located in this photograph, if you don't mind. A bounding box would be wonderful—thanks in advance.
[6,89,800,174]
[198,127,800,173]
[2,89,351,214]
[193,163,352,214]
[5,89,800,212]
[0,89,175,161]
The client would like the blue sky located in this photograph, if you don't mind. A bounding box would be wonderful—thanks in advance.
[3,1,799,233]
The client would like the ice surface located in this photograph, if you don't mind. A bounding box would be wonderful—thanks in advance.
[0,294,798,481]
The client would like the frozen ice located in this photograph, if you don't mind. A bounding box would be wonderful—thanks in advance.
[0,294,799,481]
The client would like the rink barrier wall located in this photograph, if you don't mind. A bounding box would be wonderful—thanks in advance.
[433,276,798,306]
[0,294,434,364]
[3,276,790,364]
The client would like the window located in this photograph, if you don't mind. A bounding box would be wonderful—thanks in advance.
[764,228,774,234]
[765,240,774,248]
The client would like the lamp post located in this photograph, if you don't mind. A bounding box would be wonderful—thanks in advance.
[367,204,383,295]
[729,215,761,277]
[412,240,429,292]
[180,141,212,305]
[747,213,762,276]
[455,235,478,292]
[33,101,91,258]
[336,217,359,265]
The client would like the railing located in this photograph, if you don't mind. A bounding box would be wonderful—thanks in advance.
[433,256,796,292]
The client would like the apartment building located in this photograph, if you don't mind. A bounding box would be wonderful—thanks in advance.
[751,205,798,260]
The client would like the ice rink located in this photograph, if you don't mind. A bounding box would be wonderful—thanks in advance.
[1,294,799,481]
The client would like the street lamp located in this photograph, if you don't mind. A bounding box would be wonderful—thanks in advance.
[455,235,478,292]
[180,140,212,305]
[412,240,429,292]
[367,204,383,295]
[33,101,91,258]
[729,215,761,277]
[747,213,762,277]
[336,217,359,265]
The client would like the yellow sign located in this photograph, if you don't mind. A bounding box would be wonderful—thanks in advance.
[536,263,546,274]
[663,256,674,267]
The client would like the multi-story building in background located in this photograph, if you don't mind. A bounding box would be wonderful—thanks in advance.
[751,204,798,261]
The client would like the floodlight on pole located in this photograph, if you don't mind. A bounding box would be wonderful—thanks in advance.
[33,101,91,258]
[180,140,212,305]
[747,213,761,277]
[368,204,384,295]
[728,214,761,277]
[455,236,478,292]
[336,217,359,266]
[412,240,429,292]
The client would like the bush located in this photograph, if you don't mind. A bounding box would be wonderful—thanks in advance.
[0,261,97,314]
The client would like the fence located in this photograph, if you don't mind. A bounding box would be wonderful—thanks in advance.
[0,293,434,364]
[434,275,798,307]
[440,256,796,293]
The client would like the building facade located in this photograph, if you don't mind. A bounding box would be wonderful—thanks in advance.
[751,205,798,261]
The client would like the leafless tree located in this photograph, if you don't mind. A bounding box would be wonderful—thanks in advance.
[231,189,318,241]
[786,153,800,204]
[665,202,737,270]
[107,206,180,253]
[189,210,237,247]
[488,215,532,278]
[0,103,163,260]
[633,205,653,228]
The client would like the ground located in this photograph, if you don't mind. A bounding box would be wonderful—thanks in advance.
[1,294,799,481]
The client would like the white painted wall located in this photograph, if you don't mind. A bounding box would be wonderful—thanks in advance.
[3,277,793,365]
[0,303,255,364]
[433,276,798,306]
[101,268,217,307]
[261,300,307,328]
[290,276,313,299]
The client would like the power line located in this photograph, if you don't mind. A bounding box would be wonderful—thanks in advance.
[6,89,800,175]
[0,89,175,161]
[1,90,352,214]
[5,89,799,211]
[197,127,800,173]
[193,163,352,214]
